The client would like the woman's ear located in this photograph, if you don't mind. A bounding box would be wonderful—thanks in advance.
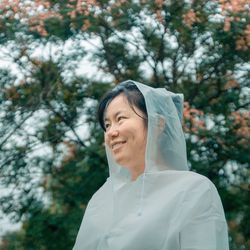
[157,114,165,133]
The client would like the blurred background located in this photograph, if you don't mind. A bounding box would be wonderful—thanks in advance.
[0,0,249,249]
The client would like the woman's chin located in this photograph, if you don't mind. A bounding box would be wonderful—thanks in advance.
[115,159,127,167]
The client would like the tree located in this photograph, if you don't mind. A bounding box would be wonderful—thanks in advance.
[0,0,249,249]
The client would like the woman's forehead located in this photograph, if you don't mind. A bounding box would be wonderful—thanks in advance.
[104,95,130,120]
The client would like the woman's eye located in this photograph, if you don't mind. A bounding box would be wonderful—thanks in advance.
[117,116,125,122]
[104,123,110,129]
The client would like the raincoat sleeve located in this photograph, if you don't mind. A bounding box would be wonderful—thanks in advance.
[179,179,229,250]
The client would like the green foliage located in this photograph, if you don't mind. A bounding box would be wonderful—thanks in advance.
[0,0,249,249]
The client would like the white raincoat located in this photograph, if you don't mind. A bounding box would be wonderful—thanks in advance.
[73,81,229,250]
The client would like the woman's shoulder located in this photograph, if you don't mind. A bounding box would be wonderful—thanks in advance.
[178,171,225,216]
[178,171,221,199]
[88,177,112,204]
[145,170,216,194]
[172,170,215,190]
[186,170,213,183]
[159,170,221,205]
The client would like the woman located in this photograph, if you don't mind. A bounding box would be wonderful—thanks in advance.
[73,80,229,250]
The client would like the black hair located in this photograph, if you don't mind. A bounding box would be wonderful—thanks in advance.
[97,81,148,131]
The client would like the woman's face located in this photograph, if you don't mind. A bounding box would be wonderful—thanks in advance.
[104,94,147,180]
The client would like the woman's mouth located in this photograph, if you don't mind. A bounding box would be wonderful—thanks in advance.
[111,141,126,151]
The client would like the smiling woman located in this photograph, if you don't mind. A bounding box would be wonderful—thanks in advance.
[98,82,148,181]
[73,80,229,250]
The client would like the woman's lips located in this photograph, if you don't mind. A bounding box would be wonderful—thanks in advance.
[111,141,126,152]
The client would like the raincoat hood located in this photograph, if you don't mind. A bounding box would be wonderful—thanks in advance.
[106,80,188,189]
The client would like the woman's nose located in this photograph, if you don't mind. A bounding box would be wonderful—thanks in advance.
[106,125,119,139]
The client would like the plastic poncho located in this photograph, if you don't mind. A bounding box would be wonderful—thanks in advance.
[73,80,229,250]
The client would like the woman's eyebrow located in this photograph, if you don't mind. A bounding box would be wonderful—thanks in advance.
[104,110,125,121]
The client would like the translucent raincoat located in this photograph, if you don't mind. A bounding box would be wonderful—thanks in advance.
[73,80,229,250]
